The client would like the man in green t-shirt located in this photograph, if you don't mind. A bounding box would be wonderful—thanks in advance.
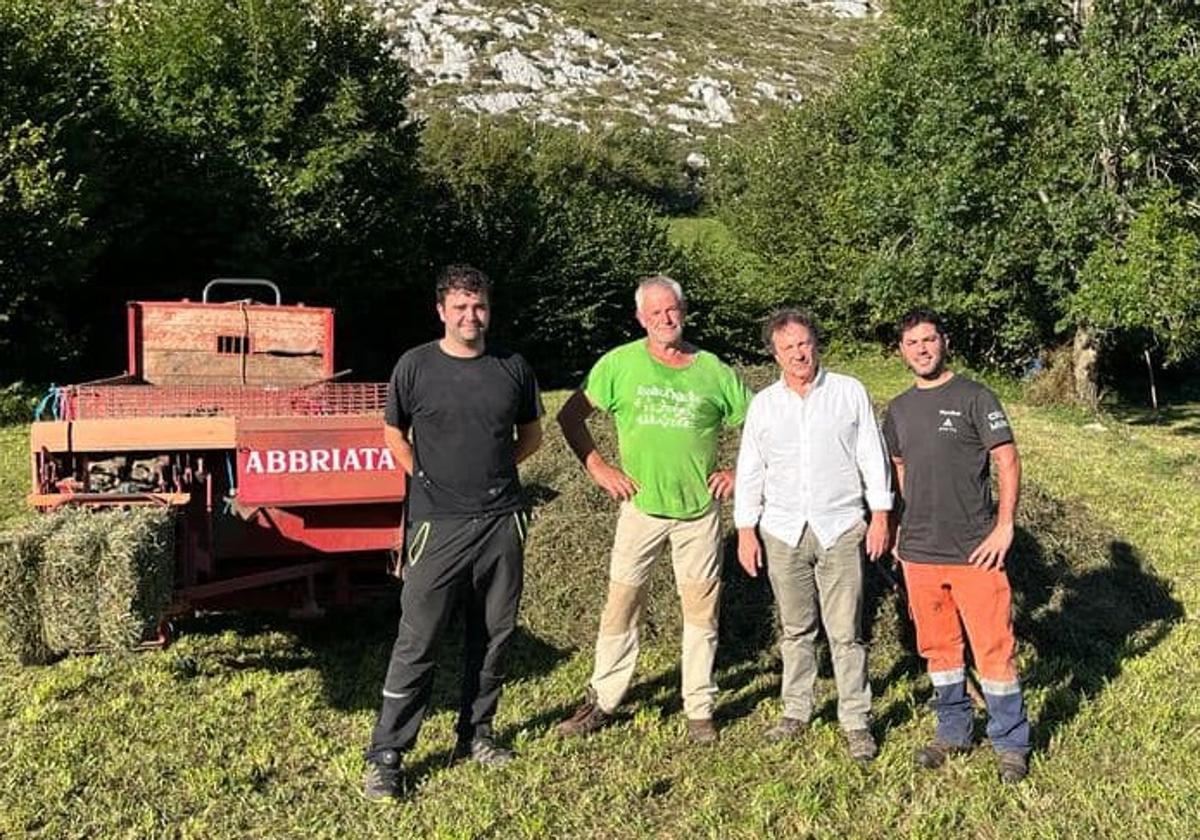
[555,275,752,744]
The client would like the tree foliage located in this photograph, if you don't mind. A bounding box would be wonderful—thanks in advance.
[0,0,106,376]
[417,117,680,383]
[719,0,1200,377]
[93,0,425,375]
[0,1,694,386]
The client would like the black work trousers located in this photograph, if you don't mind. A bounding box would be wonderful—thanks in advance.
[368,511,527,758]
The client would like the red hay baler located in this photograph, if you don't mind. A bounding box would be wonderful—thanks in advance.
[28,279,406,620]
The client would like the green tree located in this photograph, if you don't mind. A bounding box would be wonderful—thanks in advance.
[722,0,1081,363]
[1062,0,1200,399]
[718,0,1200,395]
[0,0,106,379]
[93,0,424,374]
[1073,187,1200,364]
[418,117,682,383]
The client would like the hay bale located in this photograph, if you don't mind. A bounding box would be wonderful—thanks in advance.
[97,507,175,650]
[0,506,176,661]
[0,517,55,664]
[1024,345,1084,407]
[38,512,107,652]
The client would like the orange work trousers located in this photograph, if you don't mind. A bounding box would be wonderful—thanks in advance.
[900,561,1020,694]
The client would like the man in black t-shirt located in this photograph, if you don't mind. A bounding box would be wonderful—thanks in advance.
[364,265,544,801]
[882,307,1031,785]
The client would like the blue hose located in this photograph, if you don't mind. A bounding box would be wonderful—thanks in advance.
[34,385,60,421]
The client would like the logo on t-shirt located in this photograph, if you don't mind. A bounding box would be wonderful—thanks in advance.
[987,410,1010,431]
[633,384,702,430]
[937,408,960,434]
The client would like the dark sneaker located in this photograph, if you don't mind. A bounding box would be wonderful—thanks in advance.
[363,749,403,801]
[996,750,1028,784]
[914,739,969,770]
[845,728,878,762]
[764,716,807,742]
[686,718,719,745]
[454,736,514,768]
[556,688,612,737]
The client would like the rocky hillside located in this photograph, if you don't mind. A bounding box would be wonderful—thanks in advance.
[363,0,882,137]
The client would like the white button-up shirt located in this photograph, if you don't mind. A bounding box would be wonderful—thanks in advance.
[734,368,892,549]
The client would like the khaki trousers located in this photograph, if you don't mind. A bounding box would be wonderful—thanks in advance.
[762,521,872,730]
[589,501,723,720]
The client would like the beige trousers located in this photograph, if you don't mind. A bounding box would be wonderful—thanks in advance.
[589,501,723,720]
[762,521,872,730]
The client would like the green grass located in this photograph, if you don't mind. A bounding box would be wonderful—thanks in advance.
[2,357,1199,838]
[0,425,29,528]
[667,216,735,250]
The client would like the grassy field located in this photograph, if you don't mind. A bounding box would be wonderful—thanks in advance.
[1,352,1198,838]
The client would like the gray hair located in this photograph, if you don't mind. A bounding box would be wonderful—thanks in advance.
[634,274,686,312]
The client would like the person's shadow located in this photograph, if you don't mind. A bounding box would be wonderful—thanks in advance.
[177,471,1182,788]
[867,482,1183,748]
[179,595,571,787]
[1007,486,1183,748]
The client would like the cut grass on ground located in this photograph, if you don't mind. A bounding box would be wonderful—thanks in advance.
[1,353,1198,838]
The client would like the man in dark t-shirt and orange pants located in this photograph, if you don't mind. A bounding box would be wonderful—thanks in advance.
[363,265,544,801]
[882,307,1031,784]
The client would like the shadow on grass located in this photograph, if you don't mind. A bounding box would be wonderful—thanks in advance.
[178,601,571,715]
[869,483,1184,750]
[1106,371,1200,437]
[1008,487,1184,749]
[1109,402,1200,438]
[705,482,1179,753]
[170,481,1181,764]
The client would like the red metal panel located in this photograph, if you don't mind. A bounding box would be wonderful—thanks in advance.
[216,505,405,557]
[235,419,406,507]
[132,300,334,385]
[323,308,335,379]
[127,303,141,378]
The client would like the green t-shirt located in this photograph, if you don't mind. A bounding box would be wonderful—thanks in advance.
[583,340,752,519]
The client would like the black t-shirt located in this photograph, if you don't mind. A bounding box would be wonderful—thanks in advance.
[385,341,543,520]
[882,375,1014,564]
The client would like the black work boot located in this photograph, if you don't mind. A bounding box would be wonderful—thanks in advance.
[453,735,515,768]
[845,728,879,762]
[363,749,403,801]
[764,716,807,742]
[996,750,1029,784]
[914,739,969,769]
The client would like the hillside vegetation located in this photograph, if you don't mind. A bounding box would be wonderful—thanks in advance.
[3,1,1200,831]
[5,0,1199,394]
[365,0,878,133]
[1,354,1198,837]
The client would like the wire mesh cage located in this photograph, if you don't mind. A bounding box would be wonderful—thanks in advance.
[59,383,388,420]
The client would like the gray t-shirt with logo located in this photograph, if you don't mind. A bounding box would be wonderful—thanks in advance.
[882,375,1014,564]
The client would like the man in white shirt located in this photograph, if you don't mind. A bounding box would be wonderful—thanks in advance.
[734,308,892,761]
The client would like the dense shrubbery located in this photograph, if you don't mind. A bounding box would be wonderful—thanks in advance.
[0,0,698,387]
[415,116,684,383]
[717,0,1200,385]
[1,0,428,381]
[4,0,1198,393]
[0,1,107,379]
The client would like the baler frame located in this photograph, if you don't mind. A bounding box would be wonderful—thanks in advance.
[28,280,406,624]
